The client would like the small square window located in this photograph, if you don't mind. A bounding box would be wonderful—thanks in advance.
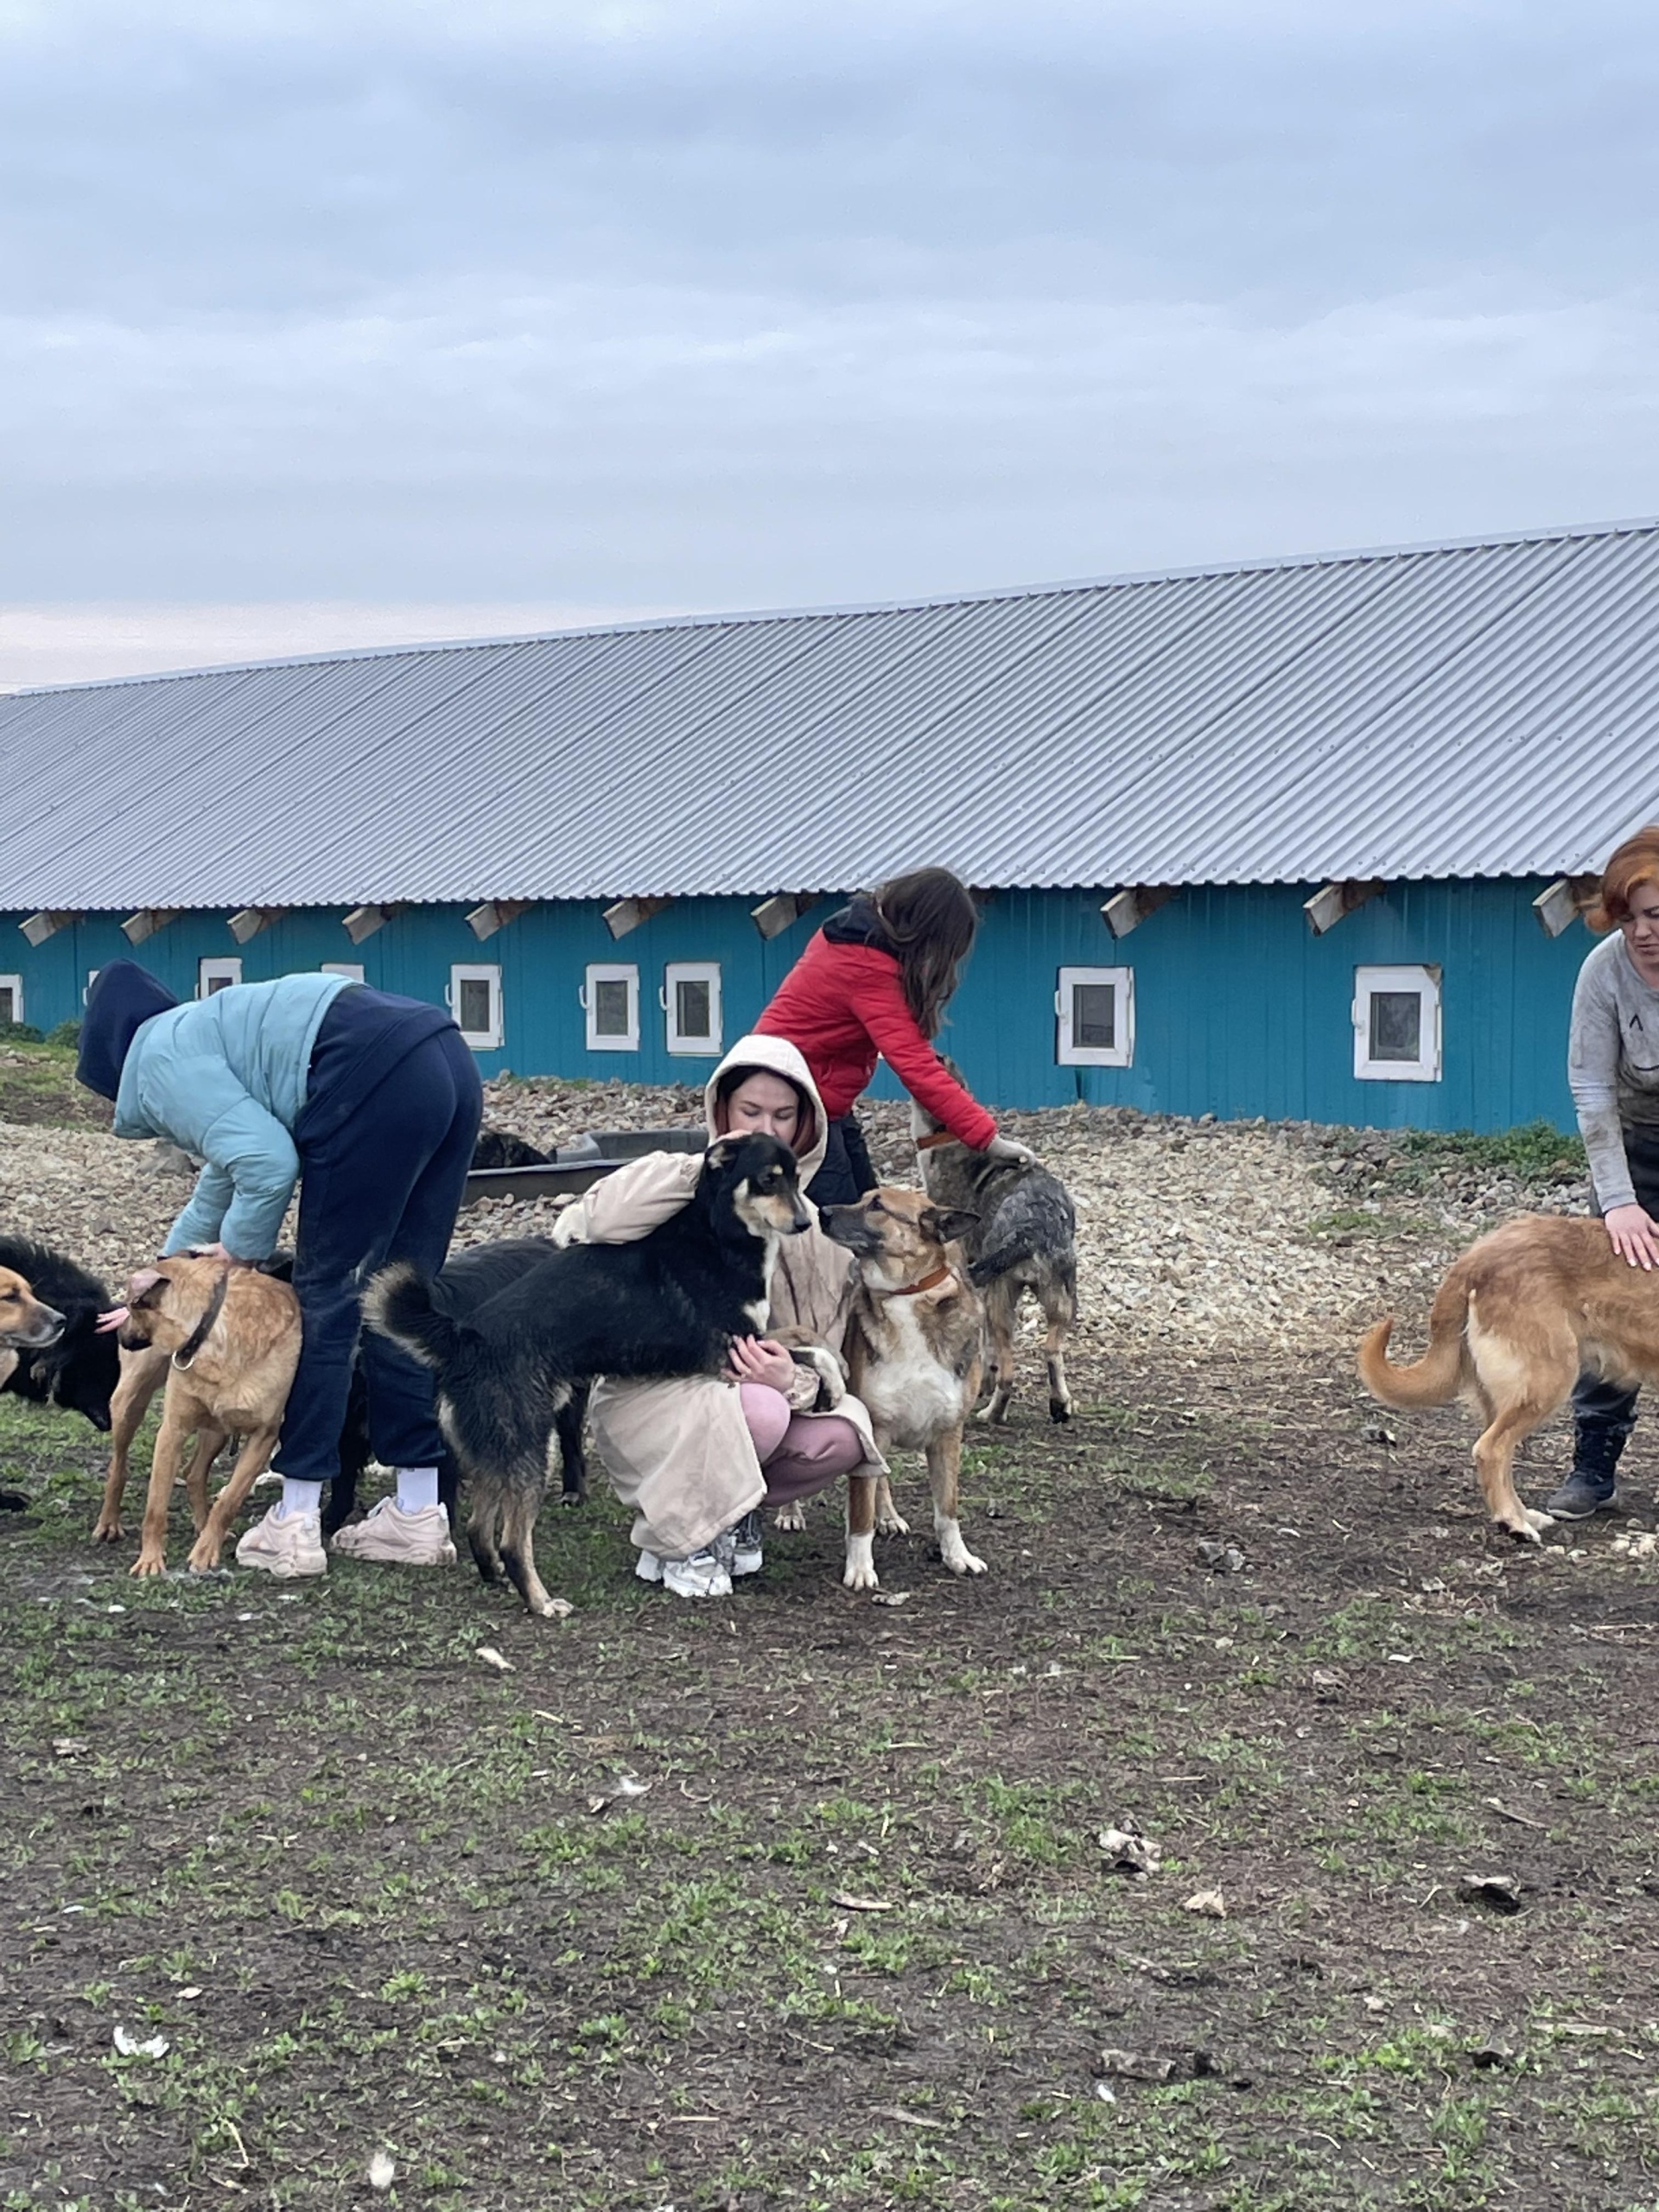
[0,975,22,1027]
[449,963,504,1051]
[1354,964,1441,1082]
[664,962,722,1055]
[1056,965,1134,1067]
[199,957,242,997]
[584,963,639,1052]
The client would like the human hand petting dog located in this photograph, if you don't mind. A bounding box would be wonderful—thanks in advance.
[727,1334,797,1391]
[985,1134,1035,1165]
[1605,1204,1659,1270]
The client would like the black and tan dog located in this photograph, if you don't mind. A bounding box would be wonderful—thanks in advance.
[0,1255,70,1380]
[819,1187,988,1588]
[107,1255,302,1576]
[367,1133,810,1617]
[0,1235,113,1427]
[911,1076,1077,1424]
[1359,1211,1659,1541]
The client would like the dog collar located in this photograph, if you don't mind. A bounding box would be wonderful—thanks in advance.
[915,1130,958,1152]
[876,1264,957,1299]
[172,1269,229,1371]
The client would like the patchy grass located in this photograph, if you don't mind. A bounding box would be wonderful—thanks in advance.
[3,1337,1657,2209]
[0,1038,108,1129]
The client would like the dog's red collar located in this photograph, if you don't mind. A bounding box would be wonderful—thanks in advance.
[915,1130,958,1153]
[875,1264,956,1299]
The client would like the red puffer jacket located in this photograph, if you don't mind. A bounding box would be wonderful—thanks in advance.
[755,926,998,1149]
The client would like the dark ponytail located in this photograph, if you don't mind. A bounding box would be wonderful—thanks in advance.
[869,868,979,1038]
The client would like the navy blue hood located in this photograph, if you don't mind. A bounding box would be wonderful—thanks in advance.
[76,962,179,1100]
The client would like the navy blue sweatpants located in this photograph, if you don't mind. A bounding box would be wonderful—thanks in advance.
[276,1025,482,1483]
[1570,1123,1659,1480]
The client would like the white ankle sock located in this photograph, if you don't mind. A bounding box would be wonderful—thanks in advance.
[395,1466,440,1513]
[276,1478,323,1522]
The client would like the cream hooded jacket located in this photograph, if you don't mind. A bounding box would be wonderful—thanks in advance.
[553,1034,888,1557]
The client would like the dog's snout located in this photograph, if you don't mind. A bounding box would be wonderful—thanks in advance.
[34,1304,65,1344]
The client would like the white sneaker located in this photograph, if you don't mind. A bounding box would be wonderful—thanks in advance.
[235,1506,327,1580]
[731,1509,763,1578]
[634,1546,733,1599]
[330,1497,457,1567]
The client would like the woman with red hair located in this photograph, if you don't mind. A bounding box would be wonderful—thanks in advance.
[1557,825,1659,1516]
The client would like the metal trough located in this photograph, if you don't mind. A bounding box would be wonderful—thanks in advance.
[463,1125,705,1208]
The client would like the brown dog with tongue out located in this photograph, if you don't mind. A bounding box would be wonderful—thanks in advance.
[99,1253,302,1577]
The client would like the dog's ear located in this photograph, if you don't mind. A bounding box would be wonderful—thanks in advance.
[921,1205,979,1247]
[703,1136,741,1172]
[127,1267,165,1308]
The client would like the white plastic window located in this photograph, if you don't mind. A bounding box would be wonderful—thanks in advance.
[1056,965,1135,1067]
[583,963,639,1052]
[448,963,504,1051]
[0,976,22,1027]
[664,962,722,1056]
[199,957,243,997]
[1353,963,1441,1082]
[321,962,365,982]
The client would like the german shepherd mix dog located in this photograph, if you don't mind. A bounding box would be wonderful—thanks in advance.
[0,1235,119,1432]
[818,1188,987,1589]
[911,1076,1077,1424]
[110,1255,302,1576]
[366,1135,810,1617]
[1358,1212,1659,1541]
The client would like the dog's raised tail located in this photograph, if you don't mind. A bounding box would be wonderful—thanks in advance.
[1357,1272,1471,1408]
[363,1262,462,1370]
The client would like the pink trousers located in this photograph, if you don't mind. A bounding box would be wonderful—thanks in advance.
[739,1383,864,1507]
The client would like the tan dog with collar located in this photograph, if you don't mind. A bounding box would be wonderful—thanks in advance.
[819,1188,987,1589]
[103,1255,301,1576]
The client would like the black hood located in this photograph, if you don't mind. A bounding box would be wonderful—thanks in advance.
[76,961,179,1100]
[821,894,896,955]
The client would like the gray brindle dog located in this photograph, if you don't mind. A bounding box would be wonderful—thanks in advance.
[910,1068,1077,1424]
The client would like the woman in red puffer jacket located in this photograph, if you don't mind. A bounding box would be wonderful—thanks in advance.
[754,867,1032,1205]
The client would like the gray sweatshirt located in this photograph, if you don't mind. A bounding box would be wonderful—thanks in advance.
[1567,931,1659,1211]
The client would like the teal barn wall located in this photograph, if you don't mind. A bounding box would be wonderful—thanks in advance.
[0,878,1588,1133]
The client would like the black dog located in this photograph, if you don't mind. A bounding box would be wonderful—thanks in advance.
[471,1129,550,1171]
[365,1134,810,1616]
[0,1235,120,1433]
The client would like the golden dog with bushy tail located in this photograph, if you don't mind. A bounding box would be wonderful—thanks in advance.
[1359,1212,1659,1541]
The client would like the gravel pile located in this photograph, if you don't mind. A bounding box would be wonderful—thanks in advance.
[0,1071,1599,1354]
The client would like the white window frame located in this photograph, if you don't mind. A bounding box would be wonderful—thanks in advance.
[662,961,722,1056]
[1353,963,1442,1083]
[1056,964,1135,1067]
[582,963,639,1052]
[199,957,243,997]
[321,962,365,982]
[0,975,22,1027]
[448,963,504,1051]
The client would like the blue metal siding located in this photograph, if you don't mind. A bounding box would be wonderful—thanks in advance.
[2,882,1586,1131]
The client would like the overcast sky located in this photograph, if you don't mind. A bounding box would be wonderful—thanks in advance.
[6,0,1659,683]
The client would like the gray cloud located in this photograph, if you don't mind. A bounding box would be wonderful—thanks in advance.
[4,0,1659,619]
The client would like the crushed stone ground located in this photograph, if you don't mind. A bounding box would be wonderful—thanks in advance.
[0,1057,1593,1350]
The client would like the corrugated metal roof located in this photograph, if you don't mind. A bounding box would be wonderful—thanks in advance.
[6,516,1659,909]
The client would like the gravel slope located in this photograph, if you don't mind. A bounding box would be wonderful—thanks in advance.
[0,1061,1593,1352]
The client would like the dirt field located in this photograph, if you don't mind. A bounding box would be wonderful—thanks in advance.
[3,1043,1657,2211]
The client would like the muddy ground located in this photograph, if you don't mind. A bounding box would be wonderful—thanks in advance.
[1,1046,1656,2212]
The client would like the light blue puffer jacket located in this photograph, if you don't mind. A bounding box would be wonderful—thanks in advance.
[114,974,353,1257]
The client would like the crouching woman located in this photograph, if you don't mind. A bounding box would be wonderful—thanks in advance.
[553,1036,887,1597]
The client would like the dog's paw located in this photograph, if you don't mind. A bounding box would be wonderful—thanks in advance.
[976,1396,1013,1427]
[1503,1517,1546,1545]
[1523,1507,1555,1533]
[773,1501,807,1533]
[185,1540,224,1573]
[842,1534,879,1591]
[876,1507,912,1537]
[1048,1402,1072,1425]
[937,1517,987,1576]
[92,1516,124,1543]
[130,1550,167,1577]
